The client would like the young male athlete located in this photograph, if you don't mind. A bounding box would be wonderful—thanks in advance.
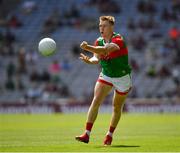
[75,16,132,146]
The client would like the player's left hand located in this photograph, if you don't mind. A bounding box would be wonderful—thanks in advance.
[80,41,88,50]
[79,53,90,63]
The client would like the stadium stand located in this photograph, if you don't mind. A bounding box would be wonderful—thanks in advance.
[0,0,179,103]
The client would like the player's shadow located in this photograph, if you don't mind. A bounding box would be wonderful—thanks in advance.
[96,145,140,148]
[111,145,140,148]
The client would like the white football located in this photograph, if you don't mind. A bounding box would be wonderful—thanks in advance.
[38,38,56,56]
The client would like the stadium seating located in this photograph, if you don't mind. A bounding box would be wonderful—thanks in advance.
[0,0,179,102]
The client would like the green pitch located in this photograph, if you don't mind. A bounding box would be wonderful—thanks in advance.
[0,113,180,152]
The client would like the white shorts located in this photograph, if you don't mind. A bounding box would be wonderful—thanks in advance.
[97,73,132,95]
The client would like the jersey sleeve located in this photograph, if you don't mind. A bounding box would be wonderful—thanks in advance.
[112,36,125,48]
[94,39,98,46]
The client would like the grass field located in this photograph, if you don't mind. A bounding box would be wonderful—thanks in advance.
[0,113,180,152]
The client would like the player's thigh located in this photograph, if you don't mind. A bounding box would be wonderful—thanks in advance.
[93,81,112,102]
[112,91,127,108]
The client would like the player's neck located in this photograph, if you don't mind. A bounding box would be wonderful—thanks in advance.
[104,32,113,43]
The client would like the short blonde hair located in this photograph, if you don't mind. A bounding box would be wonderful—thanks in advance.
[99,16,115,25]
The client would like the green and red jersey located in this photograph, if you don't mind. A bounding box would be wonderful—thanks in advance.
[94,32,131,77]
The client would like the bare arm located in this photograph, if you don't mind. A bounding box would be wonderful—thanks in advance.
[79,53,99,64]
[80,41,120,55]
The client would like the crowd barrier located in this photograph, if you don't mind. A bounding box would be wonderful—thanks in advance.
[0,98,179,113]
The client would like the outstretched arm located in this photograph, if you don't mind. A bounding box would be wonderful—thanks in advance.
[80,41,120,56]
[79,53,99,64]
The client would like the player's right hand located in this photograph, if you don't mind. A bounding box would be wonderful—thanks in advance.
[79,53,91,64]
[80,41,88,50]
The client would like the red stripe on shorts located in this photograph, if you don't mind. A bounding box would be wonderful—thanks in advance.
[115,87,131,95]
[97,79,113,86]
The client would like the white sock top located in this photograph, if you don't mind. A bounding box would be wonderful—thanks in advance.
[107,131,113,137]
[85,130,91,136]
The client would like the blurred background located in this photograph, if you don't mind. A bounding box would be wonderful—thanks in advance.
[0,0,180,113]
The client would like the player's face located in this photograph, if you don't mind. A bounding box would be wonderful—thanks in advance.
[99,20,113,38]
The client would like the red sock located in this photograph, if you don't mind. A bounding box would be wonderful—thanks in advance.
[109,126,115,133]
[107,126,115,137]
[86,122,93,131]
